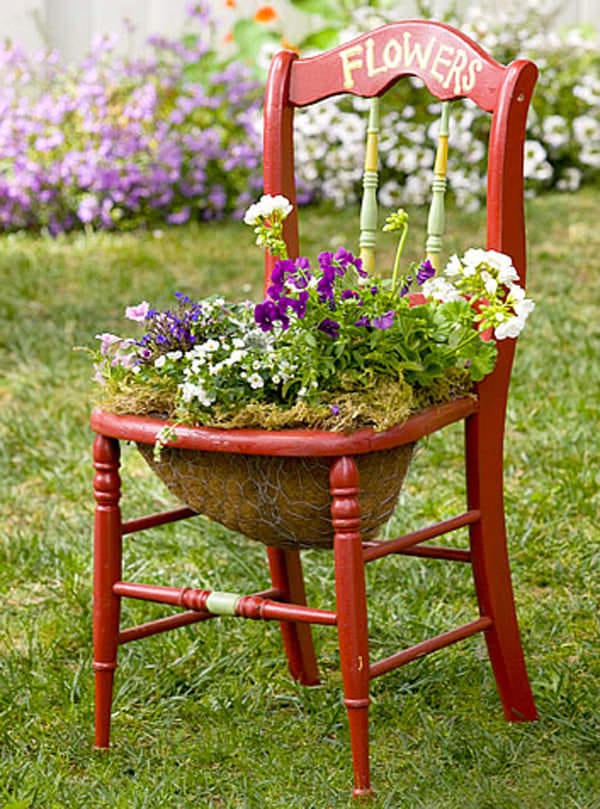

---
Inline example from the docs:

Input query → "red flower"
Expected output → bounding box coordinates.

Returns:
[466,296,493,341]
[468,295,490,314]
[408,293,428,307]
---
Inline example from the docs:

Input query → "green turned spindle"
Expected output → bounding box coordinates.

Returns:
[359,97,380,275]
[425,102,451,270]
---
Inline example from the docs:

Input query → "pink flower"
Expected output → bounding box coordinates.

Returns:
[125,301,150,322]
[95,332,121,355]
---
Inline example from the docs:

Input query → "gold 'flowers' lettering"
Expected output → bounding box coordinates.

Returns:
[339,32,484,94]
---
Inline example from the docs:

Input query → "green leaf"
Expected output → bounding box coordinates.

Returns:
[182,52,224,84]
[297,28,341,53]
[232,19,280,61]
[288,0,344,20]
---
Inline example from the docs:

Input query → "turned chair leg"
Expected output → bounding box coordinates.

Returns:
[267,546,320,685]
[92,435,123,747]
[331,457,372,798]
[466,416,538,722]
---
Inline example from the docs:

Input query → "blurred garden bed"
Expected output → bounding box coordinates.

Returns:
[0,0,599,234]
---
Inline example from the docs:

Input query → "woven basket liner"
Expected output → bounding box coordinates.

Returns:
[137,443,414,549]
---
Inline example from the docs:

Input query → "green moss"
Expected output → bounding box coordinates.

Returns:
[98,369,475,433]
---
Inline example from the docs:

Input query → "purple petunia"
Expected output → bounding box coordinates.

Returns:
[254,300,278,332]
[291,257,312,288]
[372,311,395,330]
[317,273,335,302]
[334,247,366,278]
[281,291,309,319]
[318,318,340,339]
[417,260,436,285]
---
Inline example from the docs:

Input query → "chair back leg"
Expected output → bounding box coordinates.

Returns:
[465,415,538,721]
[267,547,320,685]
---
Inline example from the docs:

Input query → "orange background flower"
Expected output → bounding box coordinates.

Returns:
[254,5,278,24]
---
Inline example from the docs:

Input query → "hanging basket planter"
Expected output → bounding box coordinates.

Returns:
[136,441,414,549]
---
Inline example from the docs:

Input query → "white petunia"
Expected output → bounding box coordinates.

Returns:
[523,140,548,179]
[580,146,600,169]
[573,115,600,145]
[247,373,264,390]
[542,115,570,149]
[556,167,582,192]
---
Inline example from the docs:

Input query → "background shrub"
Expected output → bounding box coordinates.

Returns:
[285,1,600,211]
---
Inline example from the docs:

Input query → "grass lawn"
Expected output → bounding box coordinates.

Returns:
[0,189,598,808]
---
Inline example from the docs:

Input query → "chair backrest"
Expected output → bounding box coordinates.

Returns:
[262,19,537,414]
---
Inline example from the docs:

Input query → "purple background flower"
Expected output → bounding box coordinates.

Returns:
[0,9,264,234]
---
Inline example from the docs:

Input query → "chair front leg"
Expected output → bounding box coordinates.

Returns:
[331,456,372,798]
[92,434,123,748]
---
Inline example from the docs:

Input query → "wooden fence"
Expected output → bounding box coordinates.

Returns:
[2,1,598,62]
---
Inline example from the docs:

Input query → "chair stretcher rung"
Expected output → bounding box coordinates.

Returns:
[392,545,471,562]
[119,609,216,644]
[112,581,337,626]
[122,506,197,535]
[362,510,480,563]
[369,616,493,679]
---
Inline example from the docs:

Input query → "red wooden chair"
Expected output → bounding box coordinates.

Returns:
[91,20,538,797]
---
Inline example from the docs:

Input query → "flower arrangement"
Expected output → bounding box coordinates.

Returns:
[94,195,534,434]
